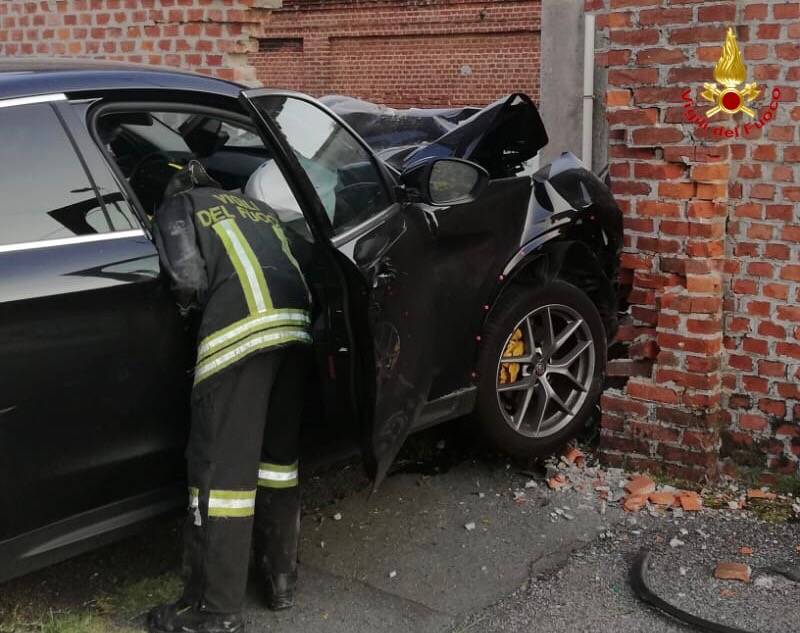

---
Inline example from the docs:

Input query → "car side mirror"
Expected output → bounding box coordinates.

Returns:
[399,158,489,207]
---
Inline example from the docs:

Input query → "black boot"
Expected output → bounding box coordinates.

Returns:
[147,599,244,633]
[253,486,300,610]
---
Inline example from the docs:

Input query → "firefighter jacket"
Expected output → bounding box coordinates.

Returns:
[154,163,312,389]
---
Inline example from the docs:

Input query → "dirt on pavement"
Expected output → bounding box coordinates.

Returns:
[1,423,797,633]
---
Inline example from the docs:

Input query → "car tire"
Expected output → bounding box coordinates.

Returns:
[472,280,607,458]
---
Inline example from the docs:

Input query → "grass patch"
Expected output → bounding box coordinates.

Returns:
[773,474,800,497]
[0,611,136,633]
[749,498,797,524]
[0,573,181,633]
[649,471,701,493]
[96,574,181,621]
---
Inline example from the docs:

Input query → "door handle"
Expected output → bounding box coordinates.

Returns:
[372,259,397,289]
[373,270,395,289]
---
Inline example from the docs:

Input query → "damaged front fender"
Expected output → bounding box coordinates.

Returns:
[497,239,619,341]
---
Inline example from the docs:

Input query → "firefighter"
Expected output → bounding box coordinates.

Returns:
[147,161,311,633]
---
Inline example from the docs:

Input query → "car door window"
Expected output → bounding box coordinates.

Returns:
[0,103,133,246]
[94,106,314,245]
[248,95,392,233]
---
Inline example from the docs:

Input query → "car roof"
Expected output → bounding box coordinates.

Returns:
[0,58,243,102]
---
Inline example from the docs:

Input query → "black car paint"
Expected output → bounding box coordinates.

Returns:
[0,61,623,582]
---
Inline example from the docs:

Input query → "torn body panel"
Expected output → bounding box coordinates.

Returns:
[324,93,548,179]
[325,93,622,398]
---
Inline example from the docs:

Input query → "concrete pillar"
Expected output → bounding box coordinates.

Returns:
[538,0,586,168]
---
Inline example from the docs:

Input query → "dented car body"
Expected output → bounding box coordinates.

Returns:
[0,60,622,582]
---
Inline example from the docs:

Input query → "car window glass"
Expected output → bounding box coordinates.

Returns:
[122,116,191,154]
[220,122,262,147]
[0,103,118,246]
[249,95,392,233]
[95,107,313,241]
[67,103,142,231]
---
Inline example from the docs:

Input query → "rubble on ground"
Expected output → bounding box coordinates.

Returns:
[714,562,752,583]
[538,444,798,521]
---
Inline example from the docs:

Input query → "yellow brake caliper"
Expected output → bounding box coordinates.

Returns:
[499,327,525,384]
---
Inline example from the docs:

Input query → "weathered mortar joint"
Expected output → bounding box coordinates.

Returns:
[587,0,798,481]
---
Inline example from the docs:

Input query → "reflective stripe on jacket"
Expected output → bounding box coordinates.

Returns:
[154,186,311,388]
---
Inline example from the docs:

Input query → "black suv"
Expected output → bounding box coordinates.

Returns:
[0,59,622,582]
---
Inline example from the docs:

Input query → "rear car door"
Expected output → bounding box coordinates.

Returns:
[241,91,438,484]
[0,96,190,566]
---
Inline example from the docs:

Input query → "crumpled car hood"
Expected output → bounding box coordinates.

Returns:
[321,93,549,180]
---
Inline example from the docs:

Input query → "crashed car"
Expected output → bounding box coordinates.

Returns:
[0,59,622,581]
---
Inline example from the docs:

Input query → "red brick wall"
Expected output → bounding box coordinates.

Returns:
[588,0,800,482]
[250,0,541,107]
[2,1,541,109]
[0,0,261,83]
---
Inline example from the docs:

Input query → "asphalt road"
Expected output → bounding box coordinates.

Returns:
[250,457,621,633]
[1,425,797,632]
[463,509,799,633]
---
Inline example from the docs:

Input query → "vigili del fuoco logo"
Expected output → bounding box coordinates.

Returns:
[682,27,781,138]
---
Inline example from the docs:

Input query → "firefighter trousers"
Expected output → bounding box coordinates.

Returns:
[182,346,310,613]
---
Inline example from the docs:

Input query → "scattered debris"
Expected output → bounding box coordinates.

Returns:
[747,488,777,501]
[388,570,397,579]
[754,575,774,589]
[562,446,585,467]
[464,522,476,531]
[547,473,568,490]
[679,566,688,576]
[669,537,685,548]
[632,550,755,633]
[648,491,676,507]
[714,562,751,583]
[524,479,538,489]
[625,476,656,497]
[739,546,753,556]
[540,442,789,527]
[333,512,342,521]
[624,494,648,513]
[677,491,703,512]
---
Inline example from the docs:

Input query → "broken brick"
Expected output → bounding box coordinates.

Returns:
[715,562,751,583]
[649,491,676,507]
[677,490,703,511]
[623,494,648,512]
[547,473,568,490]
[739,546,753,556]
[747,488,777,501]
[625,475,656,497]
[562,446,585,466]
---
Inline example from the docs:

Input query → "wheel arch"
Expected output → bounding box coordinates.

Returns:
[488,239,618,340]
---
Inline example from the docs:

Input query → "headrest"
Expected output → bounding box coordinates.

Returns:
[164,160,221,197]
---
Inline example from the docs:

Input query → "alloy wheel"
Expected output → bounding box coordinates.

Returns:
[495,303,595,438]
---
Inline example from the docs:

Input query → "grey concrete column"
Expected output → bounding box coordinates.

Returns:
[539,0,596,170]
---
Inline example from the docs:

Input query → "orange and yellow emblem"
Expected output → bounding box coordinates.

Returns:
[701,28,759,118]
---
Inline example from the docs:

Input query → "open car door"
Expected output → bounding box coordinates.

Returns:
[240,90,438,486]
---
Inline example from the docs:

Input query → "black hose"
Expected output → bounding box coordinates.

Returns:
[630,549,756,633]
